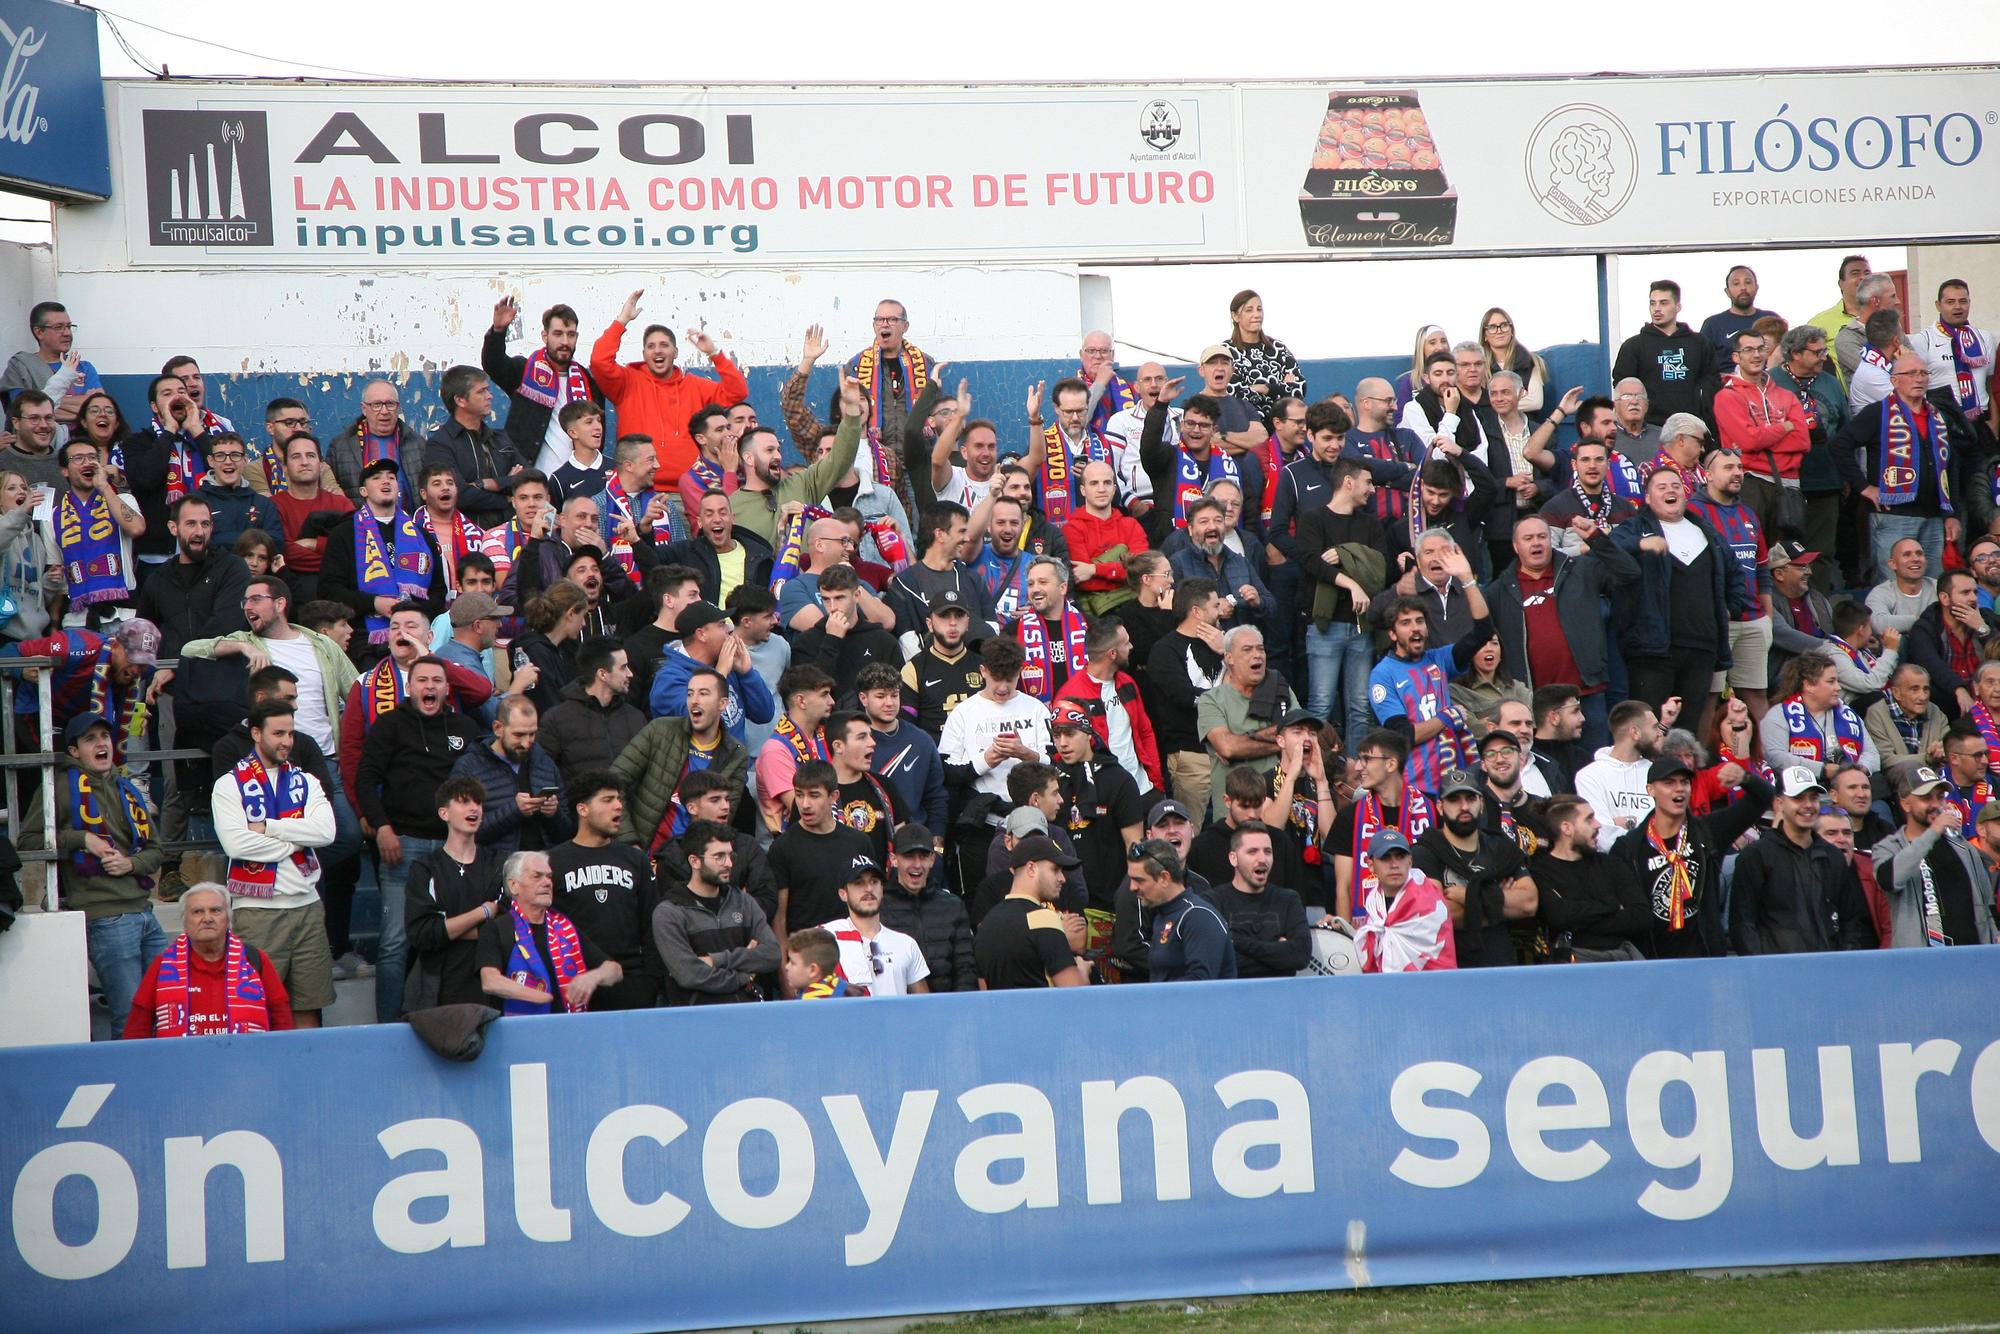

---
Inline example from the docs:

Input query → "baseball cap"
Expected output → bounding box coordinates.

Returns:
[1274,707,1319,732]
[1009,834,1081,870]
[841,853,884,885]
[926,587,971,616]
[109,618,161,667]
[1897,765,1950,798]
[1002,807,1049,839]
[1768,538,1820,570]
[1647,755,1696,783]
[1779,765,1826,798]
[1477,728,1523,752]
[1198,344,1233,365]
[1978,802,2000,826]
[1147,797,1193,827]
[359,456,401,481]
[1437,768,1483,799]
[891,823,935,854]
[1049,701,1094,734]
[677,601,729,638]
[62,714,113,747]
[1366,829,1412,859]
[449,590,514,627]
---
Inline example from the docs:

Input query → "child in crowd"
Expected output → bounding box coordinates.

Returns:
[784,927,851,999]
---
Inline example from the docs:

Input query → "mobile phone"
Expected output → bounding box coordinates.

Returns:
[535,785,558,798]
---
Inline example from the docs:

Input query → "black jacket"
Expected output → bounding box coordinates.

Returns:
[120,424,222,559]
[1730,829,1878,955]
[1607,775,1774,958]
[135,547,251,659]
[1206,883,1310,978]
[539,679,648,788]
[451,740,576,855]
[1530,849,1653,954]
[403,845,507,1010]
[1609,504,1747,665]
[355,704,483,838]
[482,326,606,459]
[423,417,520,525]
[1901,601,1995,720]
[879,881,978,992]
[1483,537,1638,691]
[656,531,775,605]
[650,879,778,1005]
[502,533,644,609]
[328,417,425,501]
[1612,321,1719,425]
[790,620,902,689]
[318,508,449,632]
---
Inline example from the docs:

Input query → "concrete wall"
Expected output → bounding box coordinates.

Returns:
[0,240,57,343]
[0,911,90,1048]
[1906,241,2000,328]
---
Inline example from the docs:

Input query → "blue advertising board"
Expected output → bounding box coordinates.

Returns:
[5,949,1997,1332]
[0,0,109,200]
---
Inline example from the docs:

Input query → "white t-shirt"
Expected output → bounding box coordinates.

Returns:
[938,691,1053,798]
[263,634,332,750]
[1915,322,1995,410]
[1847,354,1894,415]
[1659,517,1707,565]
[1095,672,1144,787]
[820,918,929,996]
[938,465,993,512]
[534,374,585,475]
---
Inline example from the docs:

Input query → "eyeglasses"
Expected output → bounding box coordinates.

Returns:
[208,451,246,462]
[241,594,274,606]
[1484,321,1513,332]
[271,416,310,429]
[1892,368,1927,378]
[36,322,75,333]
[1482,742,1520,755]
[362,400,400,410]
[1357,752,1392,765]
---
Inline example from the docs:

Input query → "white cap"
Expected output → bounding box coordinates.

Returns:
[1779,765,1825,799]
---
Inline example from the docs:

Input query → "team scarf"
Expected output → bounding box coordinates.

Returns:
[415,507,488,593]
[1643,449,1705,494]
[224,752,319,898]
[1826,634,1876,676]
[64,767,152,883]
[1254,439,1307,523]
[773,713,829,765]
[55,487,127,608]
[359,429,405,473]
[1172,446,1240,529]
[155,410,226,503]
[1779,694,1866,765]
[602,472,678,579]
[354,509,434,645]
[359,657,408,728]
[979,545,1032,625]
[149,933,269,1036]
[1570,479,1615,527]
[1945,774,1996,832]
[1876,394,1952,511]
[685,453,727,496]
[1352,787,1436,911]
[1286,774,1324,865]
[1605,447,1646,502]
[1940,321,1987,412]
[1647,818,1697,931]
[851,342,929,483]
[516,348,592,410]
[1358,869,1451,973]
[866,517,911,568]
[769,503,833,593]
[1715,742,1774,799]
[501,905,588,1014]
[1085,366,1136,438]
[1016,601,1089,702]
[1968,704,2000,777]
[1037,425,1113,525]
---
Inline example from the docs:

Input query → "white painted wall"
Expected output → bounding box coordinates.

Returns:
[0,910,91,1048]
[0,240,58,345]
[1907,242,2000,327]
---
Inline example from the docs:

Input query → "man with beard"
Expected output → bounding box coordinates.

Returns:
[1053,617,1161,794]
[1411,768,1537,967]
[650,600,775,744]
[819,853,930,997]
[1475,727,1550,857]
[1699,264,1779,372]
[1339,376,1425,527]
[335,601,496,803]
[1048,700,1145,935]
[650,769,778,923]
[1014,556,1089,704]
[1200,819,1309,983]
[319,457,449,653]
[1529,796,1652,962]
[452,695,571,856]
[1606,752,1774,958]
[401,776,506,1010]
[791,563,901,683]
[509,491,643,608]
[613,669,751,858]
[827,710,901,868]
[135,494,251,667]
[969,493,1037,626]
[546,770,660,1009]
[1576,699,1673,851]
[267,431,354,604]
[732,389,863,547]
[560,547,619,640]
[484,297,606,475]
[1169,495,1268,632]
[1539,436,1637,558]
[901,588,985,741]
[1685,448,1774,728]
[658,488,773,607]
[1871,764,1997,948]
[1108,798,1209,982]
[1368,573,1492,796]
[1530,685,1588,792]
[1139,392,1243,547]
[652,817,778,1005]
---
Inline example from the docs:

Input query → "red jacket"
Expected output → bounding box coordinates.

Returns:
[1054,667,1163,791]
[272,489,356,575]
[589,321,749,489]
[339,665,496,811]
[123,940,294,1036]
[1715,374,1810,481]
[1063,508,1151,592]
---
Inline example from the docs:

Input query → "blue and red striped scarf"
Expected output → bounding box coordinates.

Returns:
[769,503,832,594]
[225,753,319,897]
[1086,367,1136,438]
[1352,787,1435,922]
[516,349,592,410]
[1968,704,2000,778]
[502,906,587,1014]
[1876,395,1951,511]
[354,510,433,645]
[150,933,270,1036]
[1173,446,1239,529]
[1939,322,1987,413]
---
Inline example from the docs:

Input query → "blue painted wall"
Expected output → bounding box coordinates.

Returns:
[100,343,1607,466]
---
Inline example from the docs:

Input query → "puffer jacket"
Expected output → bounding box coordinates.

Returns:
[539,679,647,788]
[450,740,576,855]
[610,716,750,848]
[878,881,977,992]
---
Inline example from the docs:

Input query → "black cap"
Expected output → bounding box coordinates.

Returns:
[1437,768,1483,799]
[359,456,401,480]
[1274,708,1320,731]
[1009,834,1081,870]
[927,587,971,615]
[891,823,935,854]
[1477,728,1523,752]
[840,853,884,885]
[677,601,729,637]
[1647,755,1696,783]
[62,713,113,747]
[1147,797,1193,827]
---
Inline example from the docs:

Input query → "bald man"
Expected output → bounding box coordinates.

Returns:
[777,516,896,632]
[1107,361,1181,518]
[1341,375,1426,527]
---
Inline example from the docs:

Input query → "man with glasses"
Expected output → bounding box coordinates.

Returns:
[776,514,894,633]
[1128,838,1237,982]
[1340,377,1424,527]
[1837,350,1957,576]
[1967,539,2000,612]
[842,300,927,500]
[333,379,425,503]
[1938,719,1996,831]
[3,302,99,425]
[1609,378,1662,456]
[194,433,280,550]
[1328,729,1434,924]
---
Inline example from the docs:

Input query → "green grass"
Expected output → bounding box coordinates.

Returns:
[903,1258,2000,1333]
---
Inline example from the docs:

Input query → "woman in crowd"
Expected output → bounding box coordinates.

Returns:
[72,390,132,480]
[0,469,55,648]
[1223,290,1304,420]
[1395,324,1450,409]
[510,577,587,715]
[1451,632,1530,734]
[1479,307,1549,416]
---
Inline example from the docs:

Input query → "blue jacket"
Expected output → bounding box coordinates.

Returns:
[648,641,775,741]
[870,718,948,835]
[196,478,281,552]
[1142,889,1238,981]
[1267,454,1335,562]
[449,739,576,855]
[1167,540,1271,630]
[1609,507,1747,666]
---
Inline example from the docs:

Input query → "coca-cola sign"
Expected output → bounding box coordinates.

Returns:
[0,0,108,201]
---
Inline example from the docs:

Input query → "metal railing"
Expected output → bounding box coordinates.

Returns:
[0,655,217,912]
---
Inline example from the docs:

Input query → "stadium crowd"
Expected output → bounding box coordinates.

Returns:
[0,259,1994,1038]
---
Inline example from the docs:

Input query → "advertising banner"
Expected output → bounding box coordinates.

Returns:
[7,949,1998,1332]
[0,0,110,200]
[96,67,1999,269]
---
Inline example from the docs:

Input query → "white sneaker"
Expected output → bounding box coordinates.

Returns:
[332,951,375,980]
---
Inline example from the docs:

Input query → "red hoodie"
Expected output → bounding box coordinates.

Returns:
[1715,373,1810,481]
[589,320,749,489]
[1064,508,1152,592]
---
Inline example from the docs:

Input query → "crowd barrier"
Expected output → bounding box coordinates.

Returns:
[6,949,1996,1332]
